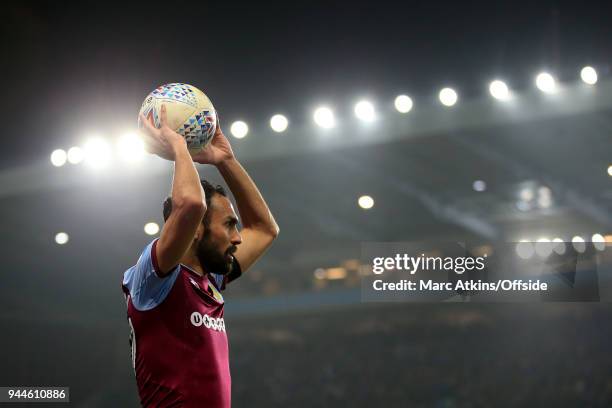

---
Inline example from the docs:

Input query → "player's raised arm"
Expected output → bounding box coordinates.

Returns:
[140,104,206,276]
[217,158,279,272]
[192,117,279,273]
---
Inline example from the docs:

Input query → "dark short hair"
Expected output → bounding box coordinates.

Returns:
[163,180,227,226]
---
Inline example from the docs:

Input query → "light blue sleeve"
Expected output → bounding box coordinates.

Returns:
[122,239,181,311]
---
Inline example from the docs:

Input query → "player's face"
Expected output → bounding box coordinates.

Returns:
[196,195,242,275]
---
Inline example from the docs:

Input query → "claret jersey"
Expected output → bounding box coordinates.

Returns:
[121,239,241,407]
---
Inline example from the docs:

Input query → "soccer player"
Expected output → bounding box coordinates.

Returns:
[121,105,279,407]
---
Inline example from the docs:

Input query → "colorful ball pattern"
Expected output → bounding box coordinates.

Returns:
[139,83,217,154]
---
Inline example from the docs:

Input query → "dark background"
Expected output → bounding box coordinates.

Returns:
[1,1,612,406]
[3,1,611,168]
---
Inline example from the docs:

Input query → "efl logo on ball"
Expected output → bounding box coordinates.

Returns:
[139,83,217,155]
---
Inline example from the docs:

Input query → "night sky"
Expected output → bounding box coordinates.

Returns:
[1,1,611,169]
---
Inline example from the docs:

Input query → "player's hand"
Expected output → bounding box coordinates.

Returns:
[192,114,235,165]
[139,104,186,161]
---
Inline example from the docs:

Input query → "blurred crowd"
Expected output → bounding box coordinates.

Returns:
[230,303,612,407]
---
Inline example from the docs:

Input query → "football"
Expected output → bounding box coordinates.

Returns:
[138,83,217,155]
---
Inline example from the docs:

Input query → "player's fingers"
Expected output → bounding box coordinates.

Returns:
[139,114,157,135]
[140,115,169,149]
[160,104,168,127]
[215,111,222,134]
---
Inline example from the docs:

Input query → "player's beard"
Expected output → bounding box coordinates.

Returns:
[196,230,236,275]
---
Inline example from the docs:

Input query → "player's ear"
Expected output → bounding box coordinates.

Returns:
[194,223,205,241]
